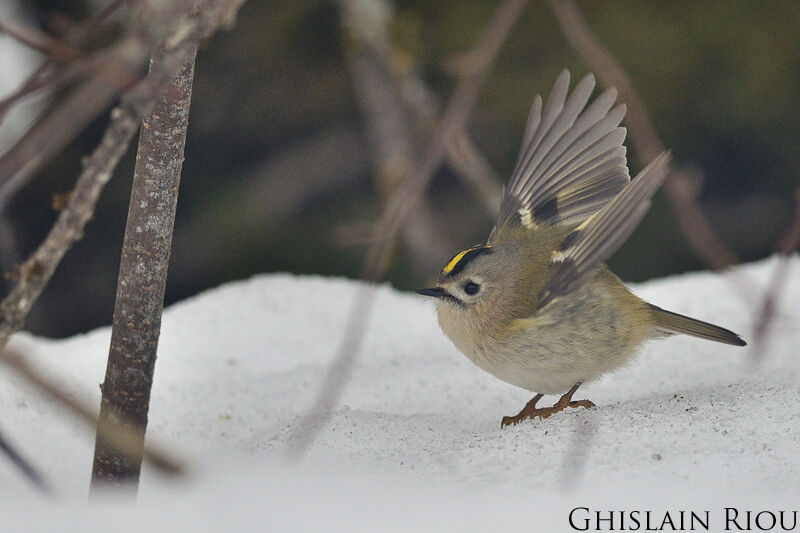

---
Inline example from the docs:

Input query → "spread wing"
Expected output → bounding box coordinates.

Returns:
[490,70,630,242]
[536,151,672,311]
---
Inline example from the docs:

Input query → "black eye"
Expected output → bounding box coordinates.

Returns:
[463,281,480,295]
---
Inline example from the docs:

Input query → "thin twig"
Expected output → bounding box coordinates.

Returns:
[0,19,79,60]
[0,347,183,476]
[336,0,499,276]
[0,47,120,128]
[447,131,503,215]
[338,0,451,275]
[0,0,129,126]
[0,42,146,212]
[364,0,529,282]
[0,423,51,495]
[337,0,503,222]
[286,0,532,459]
[546,0,739,271]
[0,0,243,208]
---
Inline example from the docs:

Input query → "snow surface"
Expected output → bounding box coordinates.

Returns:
[1,256,799,531]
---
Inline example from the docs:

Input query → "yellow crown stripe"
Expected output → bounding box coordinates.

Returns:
[442,246,490,275]
[442,249,471,274]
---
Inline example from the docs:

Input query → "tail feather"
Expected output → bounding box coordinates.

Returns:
[648,304,746,346]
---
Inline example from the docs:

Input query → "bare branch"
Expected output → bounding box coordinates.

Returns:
[0,80,143,349]
[0,47,119,129]
[0,0,247,491]
[286,0,532,459]
[0,0,248,353]
[546,0,739,271]
[91,44,196,490]
[0,347,183,476]
[364,0,529,282]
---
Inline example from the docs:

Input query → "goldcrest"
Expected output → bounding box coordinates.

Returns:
[417,70,745,427]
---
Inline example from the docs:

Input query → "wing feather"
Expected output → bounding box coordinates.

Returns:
[536,151,673,311]
[517,98,624,205]
[492,70,630,240]
[511,73,596,198]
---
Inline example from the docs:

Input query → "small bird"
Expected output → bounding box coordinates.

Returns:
[416,70,746,427]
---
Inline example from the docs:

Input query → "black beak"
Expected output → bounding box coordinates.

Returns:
[416,287,447,298]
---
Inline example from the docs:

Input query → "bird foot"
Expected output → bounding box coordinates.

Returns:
[501,385,595,428]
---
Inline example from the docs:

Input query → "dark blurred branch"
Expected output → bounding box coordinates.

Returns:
[777,185,800,254]
[364,0,529,281]
[0,19,78,59]
[338,0,502,225]
[749,184,800,362]
[546,0,739,271]
[0,423,51,495]
[447,131,503,215]
[287,0,531,459]
[397,52,504,218]
[55,0,129,46]
[0,347,183,476]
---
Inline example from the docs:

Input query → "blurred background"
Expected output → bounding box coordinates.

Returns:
[1,0,798,337]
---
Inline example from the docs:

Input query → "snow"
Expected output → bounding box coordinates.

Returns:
[1,256,799,530]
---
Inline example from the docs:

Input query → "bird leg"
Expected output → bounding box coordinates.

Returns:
[501,382,595,428]
[500,393,543,428]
